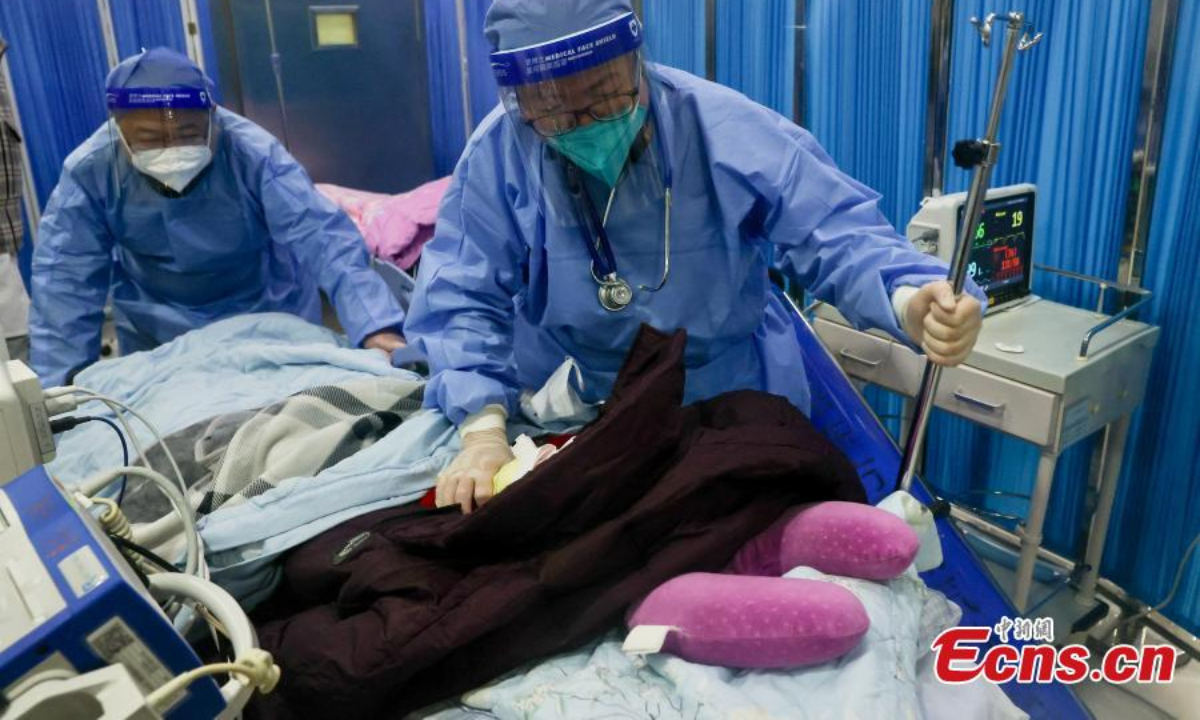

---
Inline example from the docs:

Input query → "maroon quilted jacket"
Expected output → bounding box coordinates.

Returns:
[251,326,865,718]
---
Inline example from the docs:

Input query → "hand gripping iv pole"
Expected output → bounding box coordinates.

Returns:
[896,11,1043,494]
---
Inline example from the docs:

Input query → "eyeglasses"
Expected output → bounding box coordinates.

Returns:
[115,109,212,151]
[526,87,640,138]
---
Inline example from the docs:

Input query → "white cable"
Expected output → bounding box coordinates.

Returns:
[81,466,199,576]
[147,573,257,662]
[1122,532,1200,627]
[46,386,159,493]
[132,512,185,549]
[146,573,280,709]
[71,388,188,497]
[145,651,279,712]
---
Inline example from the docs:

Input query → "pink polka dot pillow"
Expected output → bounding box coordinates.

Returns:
[626,573,868,669]
[729,501,919,581]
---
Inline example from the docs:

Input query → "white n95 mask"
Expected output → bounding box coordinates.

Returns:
[520,357,598,429]
[130,145,213,193]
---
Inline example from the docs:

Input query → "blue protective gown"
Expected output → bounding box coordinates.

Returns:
[406,65,979,424]
[30,108,404,386]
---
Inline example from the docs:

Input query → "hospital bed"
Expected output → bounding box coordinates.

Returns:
[6,257,1087,718]
[369,257,1091,718]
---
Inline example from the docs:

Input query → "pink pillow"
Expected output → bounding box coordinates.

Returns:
[627,573,868,669]
[729,501,919,581]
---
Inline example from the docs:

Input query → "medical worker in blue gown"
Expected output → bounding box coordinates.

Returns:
[30,48,406,386]
[406,0,985,513]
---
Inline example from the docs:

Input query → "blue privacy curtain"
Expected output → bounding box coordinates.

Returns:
[422,0,467,176]
[806,0,931,440]
[422,0,495,176]
[1,0,203,282]
[641,1,706,76]
[0,1,108,209]
[715,0,795,116]
[1105,0,1200,632]
[925,0,1150,561]
[108,0,187,59]
[0,0,110,282]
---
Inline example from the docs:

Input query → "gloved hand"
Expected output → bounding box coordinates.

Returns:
[436,427,514,514]
[363,330,406,360]
[903,280,983,366]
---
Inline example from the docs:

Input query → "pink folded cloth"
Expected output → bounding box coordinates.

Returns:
[317,176,452,270]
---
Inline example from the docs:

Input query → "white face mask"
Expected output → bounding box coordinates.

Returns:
[129,145,213,193]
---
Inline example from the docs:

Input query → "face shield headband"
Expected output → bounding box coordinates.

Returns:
[489,12,644,89]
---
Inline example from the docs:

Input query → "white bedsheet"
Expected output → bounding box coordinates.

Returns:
[427,568,1027,720]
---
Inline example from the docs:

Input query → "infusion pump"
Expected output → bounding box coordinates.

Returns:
[906,183,1036,312]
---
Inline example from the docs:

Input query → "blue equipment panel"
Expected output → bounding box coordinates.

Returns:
[0,467,223,718]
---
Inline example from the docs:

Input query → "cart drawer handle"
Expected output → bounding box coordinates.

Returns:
[839,349,883,367]
[953,388,1006,412]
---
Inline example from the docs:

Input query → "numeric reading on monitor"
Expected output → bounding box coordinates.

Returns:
[959,191,1036,308]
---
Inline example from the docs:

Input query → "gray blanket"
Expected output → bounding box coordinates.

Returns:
[125,377,424,522]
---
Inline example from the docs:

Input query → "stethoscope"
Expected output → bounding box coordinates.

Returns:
[564,102,673,312]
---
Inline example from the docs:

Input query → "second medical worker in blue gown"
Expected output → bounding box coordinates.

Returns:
[30,48,406,386]
[406,0,986,513]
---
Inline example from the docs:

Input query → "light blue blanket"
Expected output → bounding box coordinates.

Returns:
[50,313,459,604]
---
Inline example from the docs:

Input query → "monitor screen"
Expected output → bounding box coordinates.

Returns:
[958,190,1035,309]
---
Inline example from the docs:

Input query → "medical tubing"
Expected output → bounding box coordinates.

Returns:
[132,511,185,549]
[54,389,155,488]
[87,391,187,494]
[81,466,199,576]
[92,497,162,577]
[146,573,280,707]
[50,415,131,502]
[1122,532,1200,627]
[146,653,279,712]
[72,388,189,497]
[108,532,179,574]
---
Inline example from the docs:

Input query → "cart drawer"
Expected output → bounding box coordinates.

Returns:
[813,317,924,396]
[935,365,1060,446]
[813,316,1060,446]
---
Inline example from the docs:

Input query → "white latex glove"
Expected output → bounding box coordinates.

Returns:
[902,280,983,366]
[436,427,514,514]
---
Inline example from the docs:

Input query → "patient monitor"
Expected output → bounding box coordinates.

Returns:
[907,183,1036,312]
[0,344,55,486]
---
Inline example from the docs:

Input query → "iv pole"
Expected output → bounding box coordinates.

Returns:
[897,11,1042,494]
[262,0,292,150]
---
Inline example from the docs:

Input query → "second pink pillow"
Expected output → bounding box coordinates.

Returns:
[730,501,919,581]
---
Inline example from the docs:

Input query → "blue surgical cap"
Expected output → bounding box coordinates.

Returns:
[484,0,635,51]
[105,47,214,96]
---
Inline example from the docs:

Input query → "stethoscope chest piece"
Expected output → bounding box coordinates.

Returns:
[598,275,634,311]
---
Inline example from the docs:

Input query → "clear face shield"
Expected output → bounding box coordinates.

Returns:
[105,86,215,193]
[492,12,666,222]
[492,13,674,311]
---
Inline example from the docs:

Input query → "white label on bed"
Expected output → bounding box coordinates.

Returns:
[87,618,174,697]
[622,625,672,655]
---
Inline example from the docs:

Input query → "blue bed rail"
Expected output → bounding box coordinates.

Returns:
[788,294,1090,719]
